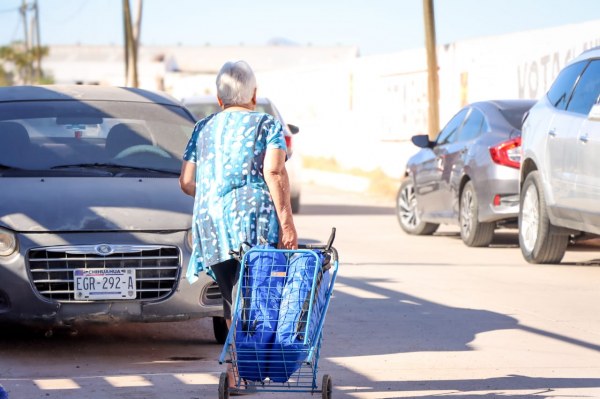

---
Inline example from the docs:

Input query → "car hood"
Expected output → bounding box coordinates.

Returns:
[0,177,194,232]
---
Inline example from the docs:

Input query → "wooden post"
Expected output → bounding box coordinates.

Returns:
[423,0,440,141]
[33,0,42,82]
[20,0,30,83]
[122,0,139,87]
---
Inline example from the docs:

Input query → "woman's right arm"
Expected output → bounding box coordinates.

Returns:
[263,148,298,249]
[179,160,196,197]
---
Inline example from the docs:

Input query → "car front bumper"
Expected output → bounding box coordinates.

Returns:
[0,230,222,327]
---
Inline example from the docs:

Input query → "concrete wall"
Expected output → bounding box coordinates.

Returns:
[168,19,600,180]
[42,20,600,181]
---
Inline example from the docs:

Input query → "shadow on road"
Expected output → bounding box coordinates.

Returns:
[299,203,394,216]
[324,275,519,356]
[436,229,520,248]
[326,274,600,356]
[354,375,600,398]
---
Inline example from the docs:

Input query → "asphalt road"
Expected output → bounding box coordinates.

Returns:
[1,183,599,399]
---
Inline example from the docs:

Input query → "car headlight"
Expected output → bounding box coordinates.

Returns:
[185,228,194,252]
[0,227,17,256]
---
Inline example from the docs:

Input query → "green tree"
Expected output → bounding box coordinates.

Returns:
[0,41,51,85]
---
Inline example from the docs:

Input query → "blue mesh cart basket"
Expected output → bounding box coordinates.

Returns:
[218,229,338,399]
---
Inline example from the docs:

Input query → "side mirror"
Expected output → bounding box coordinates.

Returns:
[287,124,299,134]
[588,103,600,122]
[411,134,433,149]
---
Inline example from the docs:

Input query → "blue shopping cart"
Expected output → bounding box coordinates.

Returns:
[218,229,339,399]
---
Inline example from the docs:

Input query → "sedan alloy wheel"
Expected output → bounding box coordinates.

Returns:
[459,181,494,247]
[396,178,439,235]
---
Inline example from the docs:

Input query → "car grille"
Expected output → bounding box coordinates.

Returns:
[27,245,181,302]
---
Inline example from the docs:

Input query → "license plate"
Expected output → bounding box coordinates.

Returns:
[74,268,136,300]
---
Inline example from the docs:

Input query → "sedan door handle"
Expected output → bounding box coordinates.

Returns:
[579,133,589,143]
[548,128,556,137]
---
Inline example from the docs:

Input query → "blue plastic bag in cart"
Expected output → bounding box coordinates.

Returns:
[270,250,331,382]
[234,245,287,381]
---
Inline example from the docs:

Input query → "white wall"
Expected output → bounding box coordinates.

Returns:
[164,19,600,180]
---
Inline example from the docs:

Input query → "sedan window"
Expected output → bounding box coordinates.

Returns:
[436,109,468,145]
[546,61,587,110]
[458,109,485,142]
[566,59,600,115]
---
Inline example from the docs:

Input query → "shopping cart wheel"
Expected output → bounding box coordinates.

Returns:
[218,372,229,399]
[322,374,332,399]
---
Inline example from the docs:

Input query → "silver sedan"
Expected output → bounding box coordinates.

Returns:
[396,100,535,247]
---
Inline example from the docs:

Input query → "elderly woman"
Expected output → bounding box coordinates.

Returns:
[179,60,298,328]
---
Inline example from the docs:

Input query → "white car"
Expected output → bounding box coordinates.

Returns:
[519,47,600,263]
[182,96,302,213]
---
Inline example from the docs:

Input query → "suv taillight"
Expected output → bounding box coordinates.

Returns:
[489,137,521,169]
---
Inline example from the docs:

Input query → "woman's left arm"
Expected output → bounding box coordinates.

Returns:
[179,160,196,197]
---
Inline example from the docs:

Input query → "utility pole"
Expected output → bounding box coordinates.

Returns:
[423,0,440,141]
[20,0,30,83]
[122,0,141,87]
[32,0,42,81]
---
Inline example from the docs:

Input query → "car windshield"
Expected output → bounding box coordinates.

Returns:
[0,100,194,175]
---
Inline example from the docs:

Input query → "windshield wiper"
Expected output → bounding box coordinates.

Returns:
[50,163,179,175]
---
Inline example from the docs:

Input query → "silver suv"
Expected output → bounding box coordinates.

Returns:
[519,47,600,263]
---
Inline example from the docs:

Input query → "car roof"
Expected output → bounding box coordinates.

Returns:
[569,46,600,64]
[0,85,182,106]
[472,99,537,111]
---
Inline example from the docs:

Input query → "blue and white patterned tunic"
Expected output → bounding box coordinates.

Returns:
[183,111,287,283]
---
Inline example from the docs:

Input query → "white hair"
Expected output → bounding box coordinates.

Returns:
[216,61,257,106]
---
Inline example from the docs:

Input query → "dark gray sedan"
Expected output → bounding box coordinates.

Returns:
[396,100,535,247]
[0,85,225,340]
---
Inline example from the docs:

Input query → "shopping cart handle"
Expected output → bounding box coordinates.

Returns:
[326,227,336,251]
[298,227,336,251]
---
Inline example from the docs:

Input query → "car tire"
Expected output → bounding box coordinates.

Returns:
[396,178,439,235]
[459,181,495,247]
[213,316,229,345]
[519,171,568,264]
[291,194,301,214]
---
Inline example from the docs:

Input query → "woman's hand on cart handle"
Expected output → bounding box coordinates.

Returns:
[278,224,298,250]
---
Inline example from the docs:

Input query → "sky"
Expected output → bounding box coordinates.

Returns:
[1,0,600,55]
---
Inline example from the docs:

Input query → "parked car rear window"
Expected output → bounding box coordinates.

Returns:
[566,59,600,115]
[546,61,587,110]
[500,105,533,130]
